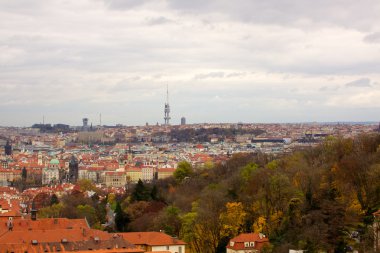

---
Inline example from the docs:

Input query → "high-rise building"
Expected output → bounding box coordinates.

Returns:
[68,155,79,183]
[181,117,186,125]
[164,85,171,125]
[83,118,88,128]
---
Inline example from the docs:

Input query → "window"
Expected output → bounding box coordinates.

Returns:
[179,246,182,253]
[250,242,255,247]
[244,242,249,247]
[166,246,169,250]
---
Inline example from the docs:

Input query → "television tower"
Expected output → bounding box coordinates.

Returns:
[164,85,171,125]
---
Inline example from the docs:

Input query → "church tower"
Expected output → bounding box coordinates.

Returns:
[68,155,79,183]
[37,151,43,165]
[4,140,12,156]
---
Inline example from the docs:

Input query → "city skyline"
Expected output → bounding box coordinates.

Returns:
[1,0,380,126]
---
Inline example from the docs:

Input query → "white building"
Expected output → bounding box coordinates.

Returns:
[42,167,59,185]
[78,169,98,182]
[121,232,186,253]
[141,166,155,182]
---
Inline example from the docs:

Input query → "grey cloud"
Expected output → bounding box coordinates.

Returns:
[101,0,149,9]
[145,16,173,26]
[194,72,225,79]
[363,32,380,43]
[226,72,246,78]
[319,85,340,92]
[345,78,371,88]
[166,0,380,31]
[1,0,380,126]
[111,78,164,93]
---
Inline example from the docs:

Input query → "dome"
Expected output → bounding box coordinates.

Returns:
[49,158,60,165]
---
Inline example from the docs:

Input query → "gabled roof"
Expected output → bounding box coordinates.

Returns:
[120,232,186,246]
[226,233,269,251]
[230,233,268,243]
[0,218,142,253]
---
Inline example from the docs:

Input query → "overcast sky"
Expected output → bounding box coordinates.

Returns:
[1,0,380,126]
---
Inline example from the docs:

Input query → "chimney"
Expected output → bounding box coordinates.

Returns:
[7,217,13,231]
[31,202,37,221]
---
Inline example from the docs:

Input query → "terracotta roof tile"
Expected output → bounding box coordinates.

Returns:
[120,232,186,246]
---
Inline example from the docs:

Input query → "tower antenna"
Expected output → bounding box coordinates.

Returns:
[164,84,171,125]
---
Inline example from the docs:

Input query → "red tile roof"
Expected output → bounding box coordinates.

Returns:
[226,233,269,251]
[120,232,186,246]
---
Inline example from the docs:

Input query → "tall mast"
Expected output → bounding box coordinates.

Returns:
[164,84,171,125]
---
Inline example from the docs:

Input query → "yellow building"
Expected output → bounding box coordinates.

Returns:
[157,168,175,180]
[0,170,20,185]
[126,167,142,183]
[104,171,127,187]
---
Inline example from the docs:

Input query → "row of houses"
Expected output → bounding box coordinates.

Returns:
[41,166,175,187]
[0,156,176,187]
[0,213,274,253]
[0,216,186,253]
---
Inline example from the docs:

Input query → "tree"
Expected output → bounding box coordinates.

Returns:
[151,185,159,200]
[22,167,27,181]
[50,194,59,206]
[115,202,130,232]
[219,202,247,238]
[154,205,182,237]
[240,163,258,183]
[131,179,151,202]
[38,203,63,218]
[180,202,202,253]
[77,179,98,192]
[190,185,227,253]
[76,204,97,227]
[173,161,193,182]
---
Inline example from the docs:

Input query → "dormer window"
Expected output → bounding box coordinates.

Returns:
[230,241,235,247]
[250,242,255,247]
[244,242,249,247]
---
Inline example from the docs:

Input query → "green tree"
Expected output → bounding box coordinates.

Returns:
[22,167,27,180]
[115,202,130,232]
[76,204,97,226]
[38,203,64,218]
[240,162,258,182]
[50,194,59,206]
[151,185,159,200]
[131,179,151,202]
[154,205,182,237]
[173,161,193,182]
[180,202,202,253]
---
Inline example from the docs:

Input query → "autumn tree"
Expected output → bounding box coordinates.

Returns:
[154,205,182,237]
[173,161,193,182]
[219,202,247,238]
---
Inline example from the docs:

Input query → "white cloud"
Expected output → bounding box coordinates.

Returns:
[0,0,380,126]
